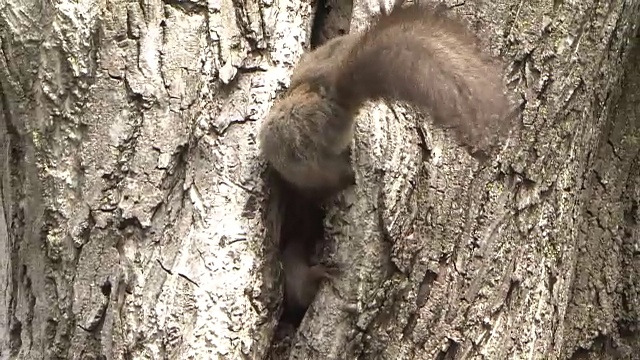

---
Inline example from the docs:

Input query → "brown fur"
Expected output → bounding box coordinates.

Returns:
[290,34,361,89]
[282,239,336,312]
[259,2,512,195]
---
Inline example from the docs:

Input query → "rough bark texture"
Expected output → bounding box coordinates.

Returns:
[562,31,640,360]
[0,0,310,358]
[0,0,639,360]
[288,0,640,359]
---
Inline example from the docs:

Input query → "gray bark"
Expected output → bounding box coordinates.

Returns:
[0,0,301,358]
[291,0,640,359]
[0,0,638,360]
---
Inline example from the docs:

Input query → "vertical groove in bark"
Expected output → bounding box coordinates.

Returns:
[0,63,28,358]
[0,0,86,356]
[562,28,640,359]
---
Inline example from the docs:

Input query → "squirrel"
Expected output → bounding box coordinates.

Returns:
[258,1,513,197]
[267,176,337,318]
[282,238,336,319]
[264,1,515,316]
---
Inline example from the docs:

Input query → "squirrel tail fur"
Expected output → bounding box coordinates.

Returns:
[335,3,512,157]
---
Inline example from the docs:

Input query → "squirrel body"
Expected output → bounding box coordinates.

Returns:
[289,33,361,90]
[282,239,335,315]
[259,2,512,196]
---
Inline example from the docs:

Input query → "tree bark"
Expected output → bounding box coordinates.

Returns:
[0,0,304,358]
[287,0,640,359]
[0,0,639,360]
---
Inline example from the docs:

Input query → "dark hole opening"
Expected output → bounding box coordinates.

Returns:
[264,0,354,355]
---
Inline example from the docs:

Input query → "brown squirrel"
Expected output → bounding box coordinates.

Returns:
[268,177,336,317]
[259,2,513,197]
[282,238,336,317]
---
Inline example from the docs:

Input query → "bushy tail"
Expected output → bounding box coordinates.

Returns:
[335,2,513,156]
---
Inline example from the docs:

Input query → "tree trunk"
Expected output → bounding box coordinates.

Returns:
[0,0,638,360]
